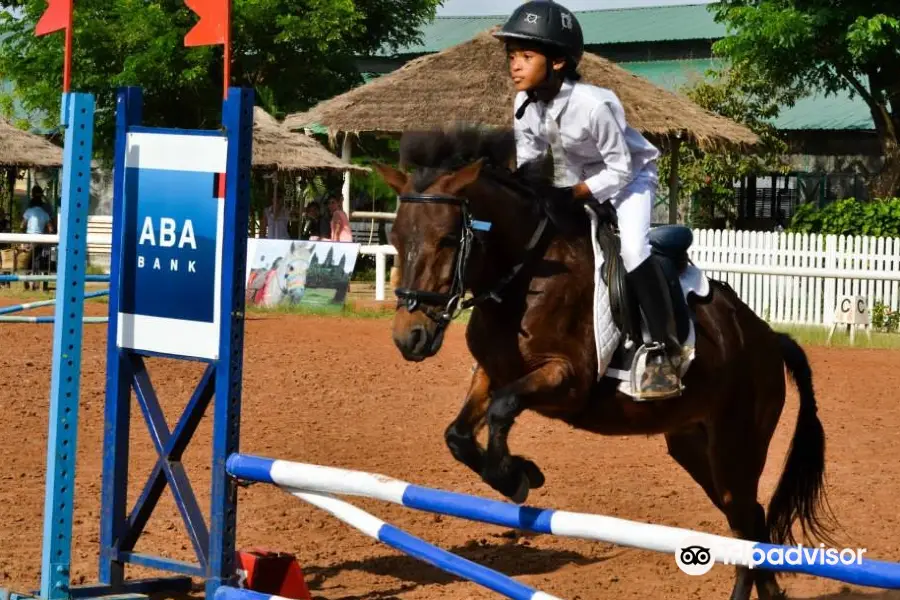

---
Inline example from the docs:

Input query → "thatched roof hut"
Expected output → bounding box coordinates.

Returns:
[284,29,758,152]
[253,107,368,174]
[0,118,62,168]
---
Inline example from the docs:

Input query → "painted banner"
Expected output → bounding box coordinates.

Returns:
[117,130,227,360]
[245,238,360,309]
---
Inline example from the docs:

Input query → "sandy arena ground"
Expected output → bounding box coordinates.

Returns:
[1,300,899,600]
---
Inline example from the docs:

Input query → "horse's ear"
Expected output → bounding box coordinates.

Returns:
[373,163,408,194]
[445,158,484,194]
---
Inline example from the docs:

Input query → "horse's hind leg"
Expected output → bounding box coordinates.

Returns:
[445,366,491,476]
[708,418,786,600]
[666,426,755,600]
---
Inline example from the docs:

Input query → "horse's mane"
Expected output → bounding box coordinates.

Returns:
[398,126,588,234]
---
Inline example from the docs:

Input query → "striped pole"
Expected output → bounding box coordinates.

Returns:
[0,289,109,316]
[227,454,900,590]
[216,490,560,600]
[0,316,108,324]
[0,274,109,283]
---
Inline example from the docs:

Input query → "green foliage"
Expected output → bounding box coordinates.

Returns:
[658,66,788,227]
[0,0,440,161]
[348,135,401,212]
[872,301,900,333]
[710,1,900,197]
[788,197,900,237]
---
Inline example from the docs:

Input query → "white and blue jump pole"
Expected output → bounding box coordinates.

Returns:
[0,274,109,283]
[0,290,109,316]
[0,316,108,324]
[227,454,900,596]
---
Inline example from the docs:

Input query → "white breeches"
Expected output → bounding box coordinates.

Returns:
[609,166,658,272]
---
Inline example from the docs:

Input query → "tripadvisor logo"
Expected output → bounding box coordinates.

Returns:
[675,536,868,576]
[675,537,714,576]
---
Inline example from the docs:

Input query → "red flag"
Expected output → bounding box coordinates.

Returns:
[35,0,71,36]
[184,0,228,46]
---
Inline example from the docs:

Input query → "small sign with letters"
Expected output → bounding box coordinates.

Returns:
[827,294,871,345]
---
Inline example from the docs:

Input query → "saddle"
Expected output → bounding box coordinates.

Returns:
[585,202,711,398]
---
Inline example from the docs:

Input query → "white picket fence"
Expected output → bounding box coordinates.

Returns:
[688,230,900,326]
[362,229,900,327]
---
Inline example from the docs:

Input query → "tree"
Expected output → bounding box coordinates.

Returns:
[710,1,900,198]
[0,0,440,160]
[658,65,789,227]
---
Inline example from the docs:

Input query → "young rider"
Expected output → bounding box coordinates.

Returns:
[493,0,683,399]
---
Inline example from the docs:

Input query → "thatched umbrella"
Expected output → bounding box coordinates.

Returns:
[283,29,759,152]
[283,29,758,223]
[0,118,62,168]
[251,107,370,238]
[0,118,62,231]
[252,106,368,174]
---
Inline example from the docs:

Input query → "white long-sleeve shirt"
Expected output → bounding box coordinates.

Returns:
[513,80,660,202]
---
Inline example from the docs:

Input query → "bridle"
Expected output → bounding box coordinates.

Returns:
[394,191,548,329]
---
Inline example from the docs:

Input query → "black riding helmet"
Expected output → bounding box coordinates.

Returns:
[493,0,584,67]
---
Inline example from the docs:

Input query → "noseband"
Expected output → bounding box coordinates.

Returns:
[394,191,548,329]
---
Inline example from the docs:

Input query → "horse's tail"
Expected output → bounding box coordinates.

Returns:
[766,332,839,547]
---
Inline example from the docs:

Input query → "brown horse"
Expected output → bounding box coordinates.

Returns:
[374,127,837,600]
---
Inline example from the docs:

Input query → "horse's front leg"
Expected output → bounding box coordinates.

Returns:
[483,359,572,504]
[444,365,491,476]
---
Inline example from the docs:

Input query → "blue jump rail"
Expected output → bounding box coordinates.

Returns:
[0,289,109,316]
[227,454,900,591]
[0,274,109,283]
[0,316,108,324]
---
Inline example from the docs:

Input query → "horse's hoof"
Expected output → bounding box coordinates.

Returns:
[510,473,530,505]
[518,458,545,489]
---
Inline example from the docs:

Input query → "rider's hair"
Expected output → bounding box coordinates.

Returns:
[543,45,581,82]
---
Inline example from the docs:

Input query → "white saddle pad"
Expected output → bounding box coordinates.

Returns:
[584,207,710,400]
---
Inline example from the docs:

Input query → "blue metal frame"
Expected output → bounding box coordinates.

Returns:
[89,85,254,600]
[205,87,254,599]
[40,91,95,600]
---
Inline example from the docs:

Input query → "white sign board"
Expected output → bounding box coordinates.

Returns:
[833,295,870,326]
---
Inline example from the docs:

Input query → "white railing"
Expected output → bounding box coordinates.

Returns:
[0,216,113,272]
[361,230,900,325]
[689,230,900,325]
[9,221,898,326]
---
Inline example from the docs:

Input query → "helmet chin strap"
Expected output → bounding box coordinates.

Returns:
[515,63,563,121]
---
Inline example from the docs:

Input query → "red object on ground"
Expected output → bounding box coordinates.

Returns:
[235,548,311,600]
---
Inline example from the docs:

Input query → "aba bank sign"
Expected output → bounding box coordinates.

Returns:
[117,131,228,361]
[137,217,200,271]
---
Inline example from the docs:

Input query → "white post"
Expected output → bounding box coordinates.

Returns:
[375,250,386,302]
[824,234,837,326]
[342,134,352,216]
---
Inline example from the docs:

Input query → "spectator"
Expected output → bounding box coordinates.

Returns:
[263,196,290,240]
[328,195,352,242]
[301,202,324,240]
[22,187,52,234]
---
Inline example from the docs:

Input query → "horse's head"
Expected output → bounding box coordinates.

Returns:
[375,159,485,361]
[278,241,314,302]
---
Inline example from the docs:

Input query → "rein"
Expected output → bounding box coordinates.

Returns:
[394,191,548,329]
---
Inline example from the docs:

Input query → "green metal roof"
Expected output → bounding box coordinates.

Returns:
[620,58,874,131]
[392,4,725,56]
